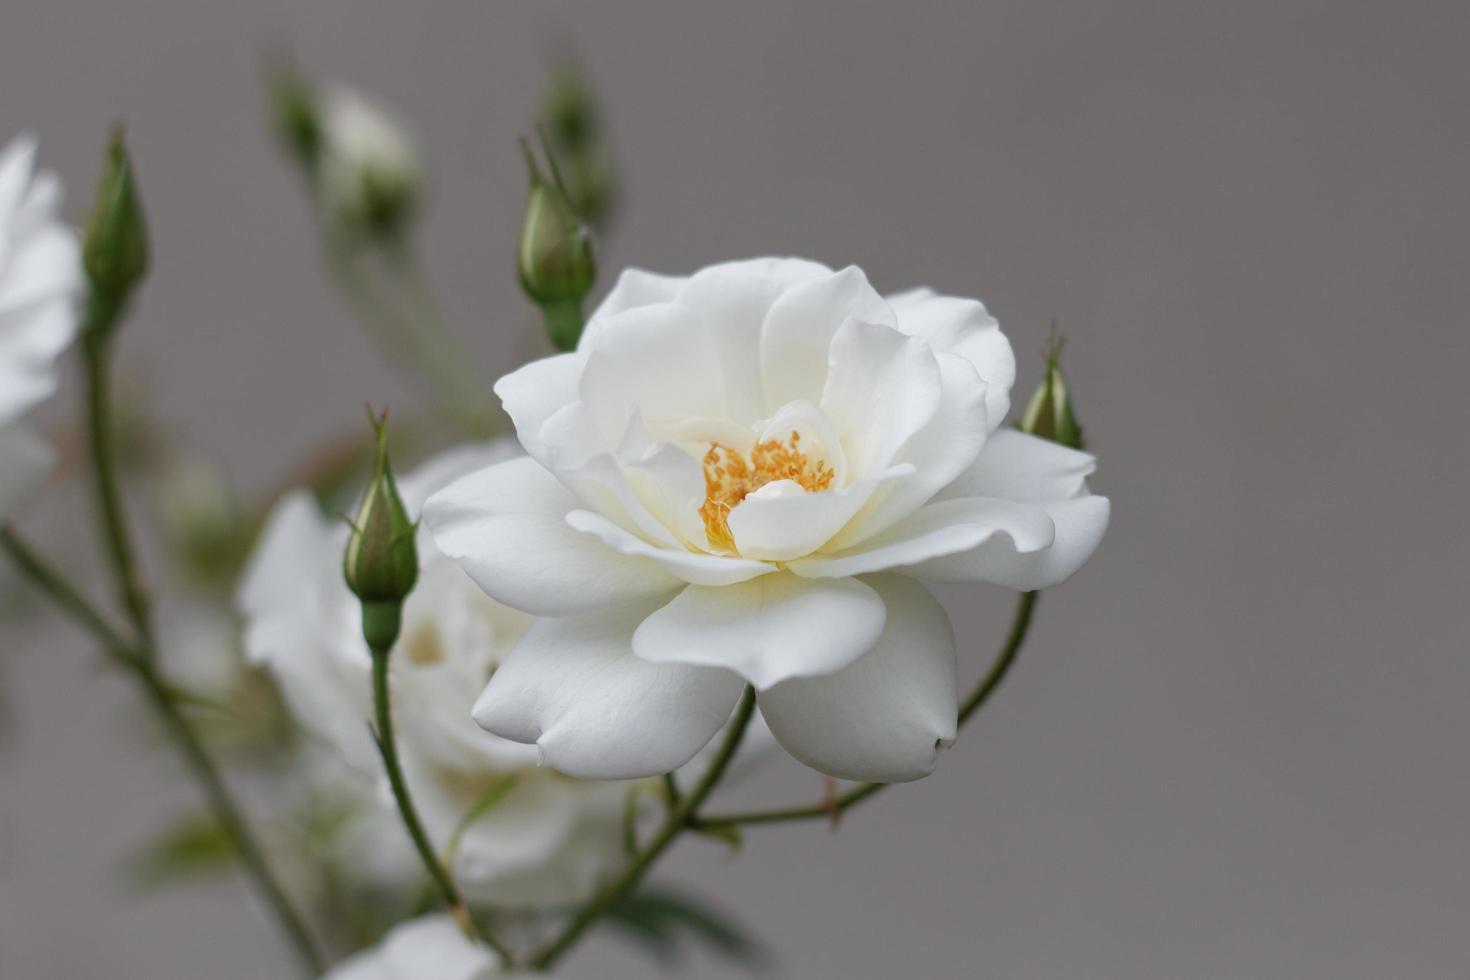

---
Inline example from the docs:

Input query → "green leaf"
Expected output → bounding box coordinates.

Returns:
[126,814,238,889]
[604,885,769,971]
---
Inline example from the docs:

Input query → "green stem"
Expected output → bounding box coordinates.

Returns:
[82,322,152,648]
[0,532,325,975]
[694,592,1040,831]
[68,306,325,975]
[368,644,513,964]
[133,659,325,973]
[326,242,494,438]
[532,687,758,970]
[0,527,142,664]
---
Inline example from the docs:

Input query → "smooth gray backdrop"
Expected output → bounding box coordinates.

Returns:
[2,1,1467,977]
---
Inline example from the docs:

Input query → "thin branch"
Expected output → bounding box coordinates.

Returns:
[532,686,759,970]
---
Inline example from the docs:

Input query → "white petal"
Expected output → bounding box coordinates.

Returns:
[320,948,394,980]
[0,225,82,313]
[10,169,63,245]
[820,319,941,478]
[539,405,687,549]
[423,457,683,616]
[910,428,1111,589]
[725,466,909,562]
[758,574,957,782]
[0,135,38,226]
[381,915,498,978]
[887,287,1015,429]
[631,573,886,689]
[492,353,581,462]
[581,266,686,344]
[0,422,54,520]
[904,495,1110,589]
[0,300,74,423]
[235,490,336,636]
[826,350,990,549]
[759,265,894,411]
[473,602,745,779]
[788,496,1056,579]
[675,257,831,422]
[579,302,726,432]
[935,427,1096,503]
[395,438,522,516]
[565,509,773,587]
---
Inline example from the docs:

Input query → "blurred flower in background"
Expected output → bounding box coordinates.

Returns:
[239,440,636,910]
[320,914,548,980]
[315,85,421,242]
[0,134,82,519]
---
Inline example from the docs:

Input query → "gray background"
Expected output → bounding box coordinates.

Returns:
[2,1,1468,977]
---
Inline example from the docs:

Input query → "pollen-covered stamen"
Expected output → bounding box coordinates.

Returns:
[700,431,835,553]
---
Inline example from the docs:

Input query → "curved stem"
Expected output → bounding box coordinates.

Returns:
[134,659,324,974]
[68,312,325,975]
[368,645,513,964]
[694,592,1039,830]
[532,686,758,970]
[326,242,495,438]
[0,527,142,665]
[83,326,153,648]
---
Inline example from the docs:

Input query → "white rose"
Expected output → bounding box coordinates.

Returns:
[424,258,1110,784]
[238,441,631,908]
[0,134,81,518]
[321,915,545,980]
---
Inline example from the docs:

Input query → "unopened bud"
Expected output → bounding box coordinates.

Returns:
[1019,337,1085,449]
[542,70,616,228]
[270,69,322,168]
[83,130,149,313]
[317,85,420,241]
[517,138,596,351]
[344,410,418,648]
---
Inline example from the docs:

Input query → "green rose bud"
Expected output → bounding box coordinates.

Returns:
[517,138,596,351]
[270,69,322,169]
[542,69,616,229]
[83,130,150,317]
[1019,336,1085,450]
[344,410,418,649]
[545,70,597,155]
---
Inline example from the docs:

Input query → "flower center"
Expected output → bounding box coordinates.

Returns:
[700,432,834,553]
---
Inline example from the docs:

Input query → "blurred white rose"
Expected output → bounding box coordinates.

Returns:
[316,85,420,236]
[425,258,1110,784]
[0,134,82,519]
[238,441,633,908]
[321,914,546,980]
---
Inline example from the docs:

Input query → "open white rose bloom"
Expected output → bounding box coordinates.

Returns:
[239,442,633,908]
[321,915,546,980]
[425,257,1110,784]
[0,134,81,519]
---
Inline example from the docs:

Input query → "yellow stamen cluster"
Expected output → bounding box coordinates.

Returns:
[700,432,834,553]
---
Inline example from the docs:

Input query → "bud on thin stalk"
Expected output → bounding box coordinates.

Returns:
[83,130,150,331]
[517,136,596,351]
[343,409,418,650]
